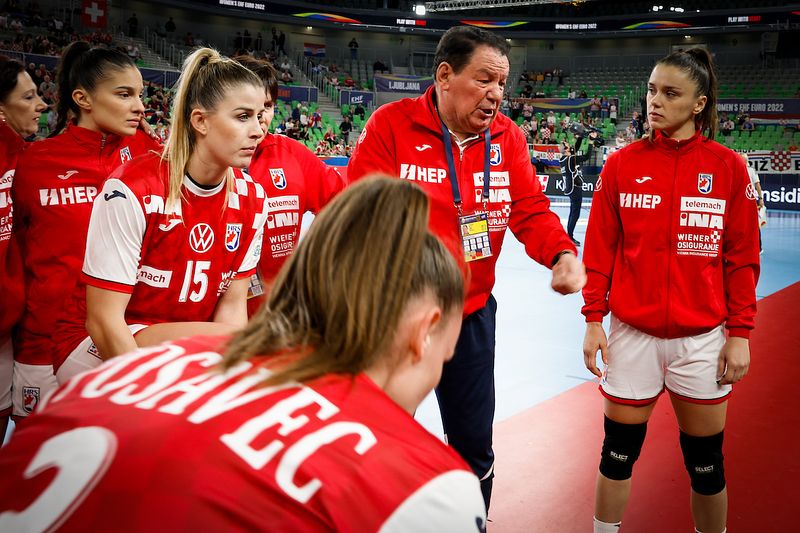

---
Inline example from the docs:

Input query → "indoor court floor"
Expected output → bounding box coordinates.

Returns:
[414,204,800,532]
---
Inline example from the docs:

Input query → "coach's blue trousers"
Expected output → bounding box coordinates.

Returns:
[435,294,497,512]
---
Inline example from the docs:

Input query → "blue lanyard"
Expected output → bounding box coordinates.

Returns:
[439,118,491,216]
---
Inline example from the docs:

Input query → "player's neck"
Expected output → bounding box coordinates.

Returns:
[186,153,227,188]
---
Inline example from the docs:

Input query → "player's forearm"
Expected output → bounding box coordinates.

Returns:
[85,314,138,360]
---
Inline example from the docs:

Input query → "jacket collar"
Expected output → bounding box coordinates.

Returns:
[0,120,25,155]
[64,122,124,152]
[419,85,501,141]
[651,128,704,152]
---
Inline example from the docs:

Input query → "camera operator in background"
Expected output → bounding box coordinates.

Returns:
[561,124,601,246]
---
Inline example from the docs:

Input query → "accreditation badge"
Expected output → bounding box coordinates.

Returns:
[459,212,493,263]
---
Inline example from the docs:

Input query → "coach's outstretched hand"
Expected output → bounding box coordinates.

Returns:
[551,251,586,294]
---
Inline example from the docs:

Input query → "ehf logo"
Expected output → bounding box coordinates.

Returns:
[22,386,40,414]
[120,146,132,164]
[225,223,242,251]
[189,223,214,253]
[270,168,287,190]
[697,173,713,194]
[489,143,502,166]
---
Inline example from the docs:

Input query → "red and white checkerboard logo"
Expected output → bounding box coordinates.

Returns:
[770,151,791,172]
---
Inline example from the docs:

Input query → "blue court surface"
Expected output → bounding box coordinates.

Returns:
[416,203,800,438]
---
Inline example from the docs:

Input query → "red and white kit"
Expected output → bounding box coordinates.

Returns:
[54,152,267,372]
[11,125,160,416]
[246,134,345,307]
[349,86,574,316]
[582,132,760,402]
[0,336,486,532]
[0,121,27,417]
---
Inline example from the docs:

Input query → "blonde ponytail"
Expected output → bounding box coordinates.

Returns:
[161,47,263,210]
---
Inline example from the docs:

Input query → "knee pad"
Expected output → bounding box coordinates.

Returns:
[599,416,647,480]
[679,430,725,496]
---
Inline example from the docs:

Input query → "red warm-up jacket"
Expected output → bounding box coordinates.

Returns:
[348,86,575,316]
[582,131,760,339]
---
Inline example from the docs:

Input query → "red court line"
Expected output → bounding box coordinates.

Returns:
[490,281,800,532]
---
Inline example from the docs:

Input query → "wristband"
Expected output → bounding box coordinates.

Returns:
[551,250,574,267]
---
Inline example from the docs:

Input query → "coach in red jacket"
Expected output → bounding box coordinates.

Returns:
[348,26,585,509]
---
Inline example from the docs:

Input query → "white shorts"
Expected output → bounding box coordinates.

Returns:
[601,317,731,405]
[56,324,149,385]
[12,361,58,417]
[0,335,12,414]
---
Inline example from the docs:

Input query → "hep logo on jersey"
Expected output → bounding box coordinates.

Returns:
[698,173,713,194]
[489,143,502,166]
[120,146,132,164]
[270,168,287,190]
[225,223,242,251]
[22,386,40,414]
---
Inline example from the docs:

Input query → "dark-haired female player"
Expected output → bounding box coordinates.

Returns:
[582,49,759,533]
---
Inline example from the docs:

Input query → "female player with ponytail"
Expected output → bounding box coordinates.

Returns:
[53,48,268,382]
[582,49,759,533]
[11,42,159,418]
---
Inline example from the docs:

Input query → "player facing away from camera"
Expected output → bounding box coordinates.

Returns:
[0,177,487,532]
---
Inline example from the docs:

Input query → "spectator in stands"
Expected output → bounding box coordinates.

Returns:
[270,27,277,52]
[165,16,175,36]
[373,59,388,73]
[568,87,577,99]
[547,110,557,132]
[184,32,194,46]
[324,125,337,147]
[280,58,291,72]
[37,74,54,99]
[243,29,252,50]
[540,123,552,143]
[276,30,286,55]
[349,37,359,60]
[344,75,355,88]
[609,101,617,125]
[127,13,138,38]
[589,95,601,119]
[353,101,366,120]
[579,88,588,98]
[510,99,521,120]
[340,115,353,145]
[522,101,533,121]
[721,116,735,136]
[281,69,293,83]
[311,109,323,130]
[519,119,534,142]
[255,31,262,51]
[600,96,609,119]
[521,83,533,98]
[742,115,754,131]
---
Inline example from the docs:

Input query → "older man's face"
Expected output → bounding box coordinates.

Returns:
[438,45,508,137]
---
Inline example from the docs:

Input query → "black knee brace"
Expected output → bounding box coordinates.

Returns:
[599,416,648,481]
[679,430,725,496]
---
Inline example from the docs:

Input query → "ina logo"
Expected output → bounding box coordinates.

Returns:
[698,173,713,194]
[270,168,287,190]
[225,223,242,251]
[489,143,502,166]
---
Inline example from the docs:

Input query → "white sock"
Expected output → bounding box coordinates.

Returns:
[594,517,621,533]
